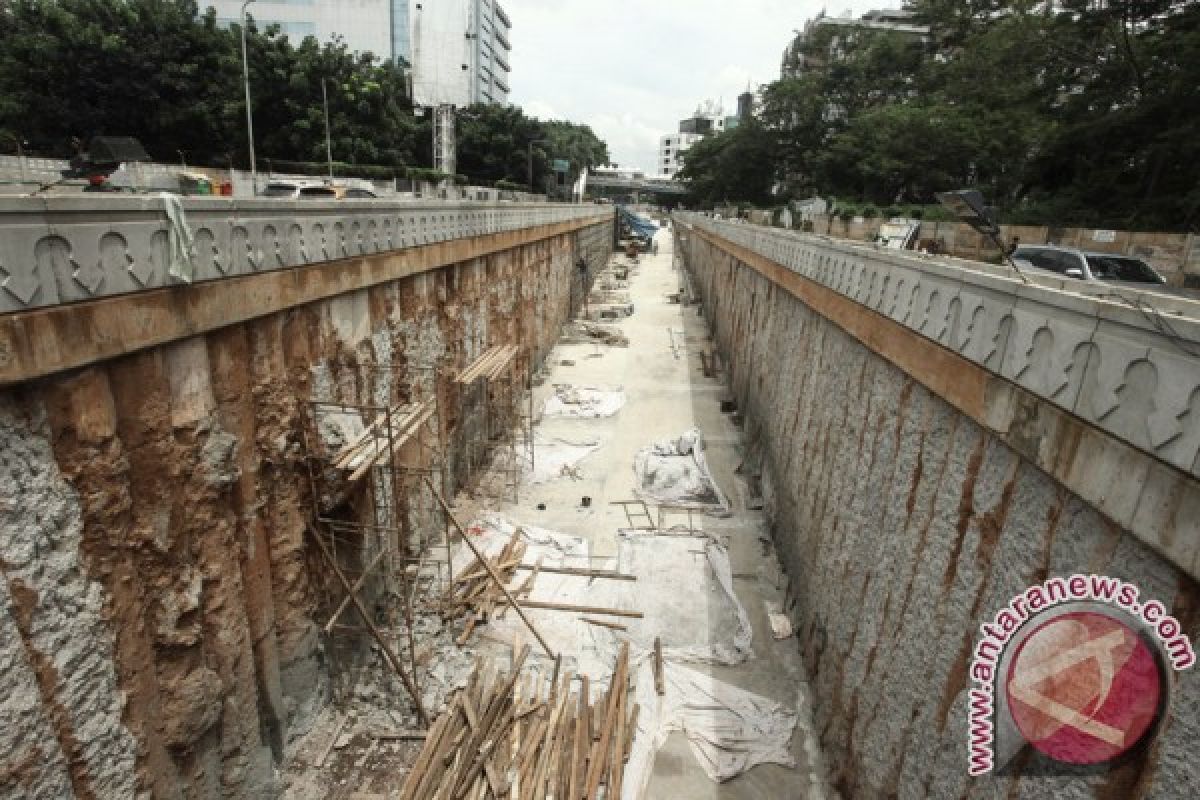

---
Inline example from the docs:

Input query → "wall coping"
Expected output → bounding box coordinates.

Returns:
[680,213,1200,579]
[0,197,610,313]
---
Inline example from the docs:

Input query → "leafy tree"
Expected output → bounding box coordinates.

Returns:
[0,0,610,190]
[700,0,1200,230]
[676,120,776,207]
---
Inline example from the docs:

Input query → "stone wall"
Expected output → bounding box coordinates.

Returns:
[0,218,612,798]
[680,225,1200,798]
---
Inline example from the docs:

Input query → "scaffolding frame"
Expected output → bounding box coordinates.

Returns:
[300,361,452,717]
[457,344,535,502]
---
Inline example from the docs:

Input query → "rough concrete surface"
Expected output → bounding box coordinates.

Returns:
[461,230,834,799]
[0,219,612,798]
[683,228,1200,799]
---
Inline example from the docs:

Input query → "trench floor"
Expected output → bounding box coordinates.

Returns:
[283,229,831,799]
[464,229,831,799]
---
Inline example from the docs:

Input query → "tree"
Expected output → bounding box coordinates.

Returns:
[676,121,776,207]
[0,0,610,189]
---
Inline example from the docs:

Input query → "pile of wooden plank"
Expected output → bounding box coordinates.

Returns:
[440,531,644,647]
[329,400,436,482]
[457,345,520,385]
[400,644,638,800]
[442,532,533,645]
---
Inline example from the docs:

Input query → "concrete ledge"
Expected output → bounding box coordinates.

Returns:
[688,223,1200,582]
[0,196,610,313]
[0,216,610,385]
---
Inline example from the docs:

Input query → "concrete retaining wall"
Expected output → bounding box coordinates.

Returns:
[680,223,1200,798]
[0,217,612,798]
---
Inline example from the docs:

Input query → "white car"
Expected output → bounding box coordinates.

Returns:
[259,180,337,199]
[1011,245,1166,287]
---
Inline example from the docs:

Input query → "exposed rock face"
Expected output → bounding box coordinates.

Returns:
[0,221,612,799]
[683,228,1200,799]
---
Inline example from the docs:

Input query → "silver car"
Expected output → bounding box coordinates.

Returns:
[1011,244,1166,286]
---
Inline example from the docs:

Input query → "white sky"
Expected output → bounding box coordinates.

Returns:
[502,0,885,173]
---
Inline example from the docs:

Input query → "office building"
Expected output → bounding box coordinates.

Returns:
[781,8,928,79]
[206,0,512,106]
[411,0,512,107]
[657,101,728,178]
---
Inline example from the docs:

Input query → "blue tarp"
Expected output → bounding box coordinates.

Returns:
[617,205,660,241]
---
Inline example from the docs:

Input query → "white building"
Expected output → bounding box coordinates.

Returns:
[411,0,511,107]
[205,0,511,106]
[209,0,396,60]
[781,8,928,79]
[657,101,728,178]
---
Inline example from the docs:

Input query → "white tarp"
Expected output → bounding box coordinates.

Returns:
[541,385,627,418]
[622,661,799,798]
[449,518,794,795]
[523,434,601,484]
[633,428,730,512]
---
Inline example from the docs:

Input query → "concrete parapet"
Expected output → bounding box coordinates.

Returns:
[0,196,609,313]
[678,214,1200,484]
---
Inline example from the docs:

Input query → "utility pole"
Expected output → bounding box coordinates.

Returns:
[240,0,257,195]
[322,78,333,181]
[527,139,548,195]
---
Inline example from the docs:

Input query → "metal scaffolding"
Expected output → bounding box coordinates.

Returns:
[457,344,534,502]
[300,362,452,720]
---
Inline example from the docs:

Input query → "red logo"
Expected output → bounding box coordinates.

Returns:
[1005,611,1164,765]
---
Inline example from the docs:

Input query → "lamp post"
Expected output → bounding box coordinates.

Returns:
[322,79,334,181]
[240,0,258,195]
[527,139,548,195]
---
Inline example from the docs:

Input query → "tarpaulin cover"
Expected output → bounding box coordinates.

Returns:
[618,205,660,240]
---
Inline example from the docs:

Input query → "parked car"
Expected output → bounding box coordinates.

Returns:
[332,185,377,199]
[259,180,337,199]
[1011,245,1167,286]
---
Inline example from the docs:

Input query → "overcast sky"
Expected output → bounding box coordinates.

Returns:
[501,0,885,174]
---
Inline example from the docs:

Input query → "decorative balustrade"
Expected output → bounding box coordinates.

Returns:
[0,197,610,313]
[678,212,1200,483]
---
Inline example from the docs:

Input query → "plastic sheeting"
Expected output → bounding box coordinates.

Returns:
[523,434,600,484]
[449,518,795,797]
[618,205,660,241]
[622,661,799,797]
[541,385,627,418]
[633,428,730,512]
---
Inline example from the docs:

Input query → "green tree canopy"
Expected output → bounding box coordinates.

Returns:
[0,0,609,190]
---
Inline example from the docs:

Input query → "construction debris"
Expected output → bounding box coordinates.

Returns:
[399,644,638,800]
[542,385,626,419]
[563,321,629,347]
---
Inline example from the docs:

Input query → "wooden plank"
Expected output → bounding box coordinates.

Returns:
[426,477,556,659]
[513,563,636,581]
[513,600,643,619]
[584,643,629,799]
[307,525,429,726]
[654,637,665,696]
[582,616,628,632]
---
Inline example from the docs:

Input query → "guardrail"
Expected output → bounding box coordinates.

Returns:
[677,212,1200,484]
[0,197,610,314]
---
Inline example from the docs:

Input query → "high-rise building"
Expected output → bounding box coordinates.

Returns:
[208,0,395,60]
[205,0,512,106]
[657,101,728,178]
[781,8,928,79]
[411,0,511,107]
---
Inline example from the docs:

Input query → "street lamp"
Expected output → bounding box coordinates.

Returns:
[527,139,549,194]
[240,0,258,194]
